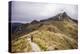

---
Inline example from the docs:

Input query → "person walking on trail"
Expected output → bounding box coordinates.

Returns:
[31,35,33,42]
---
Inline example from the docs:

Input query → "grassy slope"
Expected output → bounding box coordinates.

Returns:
[11,19,78,52]
[31,20,77,51]
[11,36,32,53]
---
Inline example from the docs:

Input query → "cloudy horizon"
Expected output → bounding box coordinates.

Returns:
[11,1,78,23]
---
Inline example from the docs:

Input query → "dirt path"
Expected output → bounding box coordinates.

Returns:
[30,42,41,52]
[27,38,41,52]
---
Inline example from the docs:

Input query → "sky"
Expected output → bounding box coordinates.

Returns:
[11,1,78,23]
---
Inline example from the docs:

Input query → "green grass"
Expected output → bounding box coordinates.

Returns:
[33,38,48,51]
[11,37,32,53]
[11,19,78,52]
[30,25,77,51]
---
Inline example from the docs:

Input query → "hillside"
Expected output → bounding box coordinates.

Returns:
[10,12,78,53]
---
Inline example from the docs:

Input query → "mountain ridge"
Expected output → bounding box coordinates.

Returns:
[10,12,78,52]
[11,12,78,40]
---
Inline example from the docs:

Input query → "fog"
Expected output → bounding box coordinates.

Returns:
[11,1,78,23]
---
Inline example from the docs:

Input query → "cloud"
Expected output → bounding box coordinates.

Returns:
[11,1,78,23]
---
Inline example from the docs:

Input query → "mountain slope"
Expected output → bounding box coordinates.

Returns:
[10,12,78,52]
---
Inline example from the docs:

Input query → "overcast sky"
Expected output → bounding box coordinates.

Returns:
[11,1,78,23]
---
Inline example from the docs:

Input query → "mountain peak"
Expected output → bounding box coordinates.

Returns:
[62,12,68,17]
[47,12,69,21]
[31,20,39,24]
[56,12,69,20]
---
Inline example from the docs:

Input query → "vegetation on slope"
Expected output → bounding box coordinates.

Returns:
[11,36,32,53]
[29,24,77,51]
[10,12,78,52]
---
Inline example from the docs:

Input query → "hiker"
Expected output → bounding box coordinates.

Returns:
[31,35,33,42]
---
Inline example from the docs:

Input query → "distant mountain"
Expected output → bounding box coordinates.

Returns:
[11,23,23,33]
[10,12,78,52]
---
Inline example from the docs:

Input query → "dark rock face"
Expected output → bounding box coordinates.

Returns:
[54,12,70,21]
[62,12,68,17]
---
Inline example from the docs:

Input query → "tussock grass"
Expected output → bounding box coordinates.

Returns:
[11,19,78,52]
[30,30,77,51]
[11,37,32,53]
